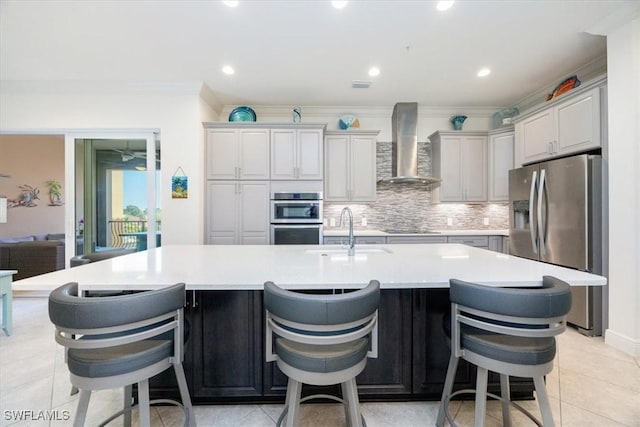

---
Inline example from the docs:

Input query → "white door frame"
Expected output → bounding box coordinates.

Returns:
[65,130,159,265]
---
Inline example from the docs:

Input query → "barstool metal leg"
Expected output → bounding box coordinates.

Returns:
[474,367,489,427]
[124,385,133,427]
[500,374,512,427]
[341,382,352,427]
[342,378,362,427]
[533,376,555,427]
[138,379,151,427]
[174,363,196,427]
[73,390,91,427]
[284,378,302,427]
[436,354,460,427]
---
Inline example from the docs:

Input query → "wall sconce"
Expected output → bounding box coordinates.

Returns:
[0,197,7,223]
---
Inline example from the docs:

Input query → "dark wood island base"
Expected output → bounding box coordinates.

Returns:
[149,289,534,404]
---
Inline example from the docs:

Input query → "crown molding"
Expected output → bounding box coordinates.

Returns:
[0,80,204,95]
[220,104,500,119]
[512,55,607,112]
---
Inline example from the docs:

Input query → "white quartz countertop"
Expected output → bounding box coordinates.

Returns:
[323,229,509,237]
[13,244,605,292]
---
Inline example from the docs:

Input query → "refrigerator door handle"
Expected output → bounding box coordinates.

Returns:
[538,168,547,255]
[529,170,538,254]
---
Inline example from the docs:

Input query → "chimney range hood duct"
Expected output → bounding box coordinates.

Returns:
[379,102,441,184]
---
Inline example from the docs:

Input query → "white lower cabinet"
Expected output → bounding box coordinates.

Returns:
[386,236,448,244]
[206,181,270,245]
[502,236,510,254]
[448,235,505,252]
[324,233,507,252]
[447,236,489,248]
[488,236,503,252]
[323,236,345,245]
[355,236,386,244]
[323,236,387,245]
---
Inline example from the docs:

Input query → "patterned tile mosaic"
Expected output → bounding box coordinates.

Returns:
[324,141,509,232]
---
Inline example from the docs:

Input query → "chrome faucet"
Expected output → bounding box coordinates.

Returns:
[339,207,355,256]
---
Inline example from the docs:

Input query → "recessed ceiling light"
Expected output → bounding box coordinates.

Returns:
[332,1,348,9]
[368,67,380,77]
[222,1,239,7]
[222,65,235,75]
[436,1,455,11]
[477,68,491,77]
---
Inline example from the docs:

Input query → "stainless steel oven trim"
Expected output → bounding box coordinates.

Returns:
[270,200,324,224]
[270,224,324,244]
[271,191,323,201]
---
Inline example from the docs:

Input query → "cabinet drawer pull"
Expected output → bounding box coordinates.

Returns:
[190,291,198,308]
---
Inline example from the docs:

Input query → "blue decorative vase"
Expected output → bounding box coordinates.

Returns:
[292,106,302,123]
[451,115,467,130]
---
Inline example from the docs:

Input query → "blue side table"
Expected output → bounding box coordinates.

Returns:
[0,270,17,335]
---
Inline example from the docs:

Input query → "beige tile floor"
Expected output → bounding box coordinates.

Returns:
[1,296,639,426]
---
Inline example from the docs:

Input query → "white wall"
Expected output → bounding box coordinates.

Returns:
[0,84,209,246]
[605,17,640,357]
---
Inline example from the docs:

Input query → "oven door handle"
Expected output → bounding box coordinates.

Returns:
[270,224,323,228]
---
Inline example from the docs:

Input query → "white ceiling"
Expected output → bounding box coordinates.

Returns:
[1,1,638,109]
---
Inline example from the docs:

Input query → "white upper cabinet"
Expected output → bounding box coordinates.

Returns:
[206,128,270,180]
[517,109,554,164]
[556,87,601,155]
[324,131,378,202]
[515,81,604,166]
[430,131,488,203]
[270,128,323,180]
[488,128,514,202]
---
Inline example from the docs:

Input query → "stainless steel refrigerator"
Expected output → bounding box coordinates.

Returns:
[509,154,603,335]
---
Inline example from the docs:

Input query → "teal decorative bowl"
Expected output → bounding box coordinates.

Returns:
[229,106,257,122]
[451,115,467,130]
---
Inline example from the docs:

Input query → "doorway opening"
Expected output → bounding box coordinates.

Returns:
[74,137,161,255]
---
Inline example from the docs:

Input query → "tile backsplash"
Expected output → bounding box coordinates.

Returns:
[324,140,509,231]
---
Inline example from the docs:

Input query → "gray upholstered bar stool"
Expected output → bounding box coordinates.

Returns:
[264,280,380,427]
[48,282,195,427]
[437,276,572,427]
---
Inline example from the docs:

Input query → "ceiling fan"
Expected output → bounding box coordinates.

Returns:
[113,141,146,162]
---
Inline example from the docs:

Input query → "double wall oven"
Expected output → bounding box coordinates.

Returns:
[270,192,323,245]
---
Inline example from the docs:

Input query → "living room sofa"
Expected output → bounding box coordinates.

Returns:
[0,234,66,280]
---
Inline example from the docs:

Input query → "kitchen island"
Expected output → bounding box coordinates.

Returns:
[14,244,606,403]
[15,243,605,292]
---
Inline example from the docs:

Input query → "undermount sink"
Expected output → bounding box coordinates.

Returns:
[304,247,392,256]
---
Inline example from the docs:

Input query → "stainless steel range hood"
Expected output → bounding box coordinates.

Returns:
[378,102,441,184]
